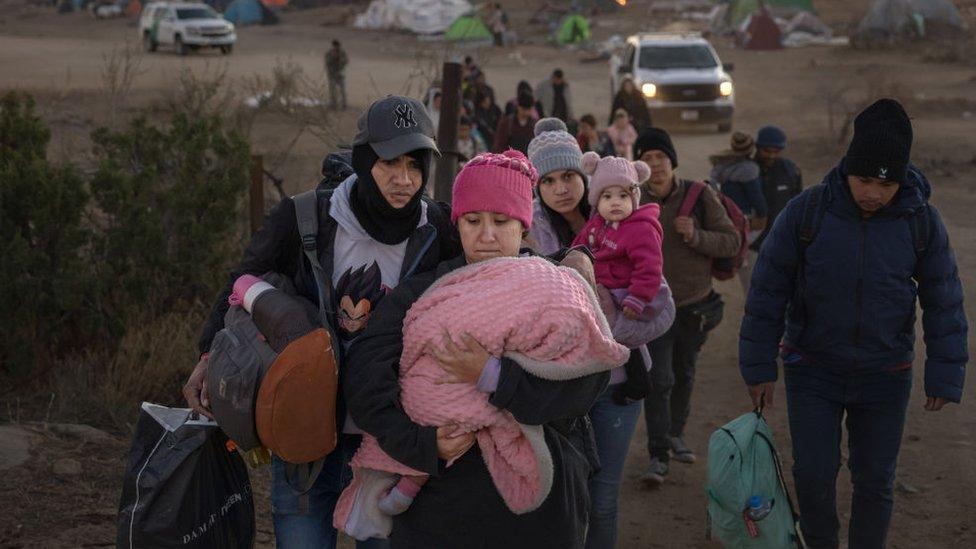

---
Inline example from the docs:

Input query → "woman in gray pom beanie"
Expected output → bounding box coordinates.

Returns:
[529,119,677,549]
[525,117,592,255]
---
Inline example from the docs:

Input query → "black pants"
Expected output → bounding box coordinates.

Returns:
[643,294,723,462]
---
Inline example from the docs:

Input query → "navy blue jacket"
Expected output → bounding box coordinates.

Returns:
[740,164,968,401]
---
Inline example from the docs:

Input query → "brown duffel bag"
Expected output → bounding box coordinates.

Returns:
[255,328,339,465]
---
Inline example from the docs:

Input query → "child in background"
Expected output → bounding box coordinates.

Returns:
[606,108,638,161]
[572,151,663,319]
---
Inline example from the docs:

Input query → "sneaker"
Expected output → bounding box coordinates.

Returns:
[670,436,697,464]
[642,457,669,486]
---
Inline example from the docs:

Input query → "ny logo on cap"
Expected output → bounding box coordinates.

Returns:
[878,166,888,179]
[393,104,417,129]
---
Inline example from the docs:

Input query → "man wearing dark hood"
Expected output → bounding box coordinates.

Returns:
[740,99,967,549]
[184,96,460,548]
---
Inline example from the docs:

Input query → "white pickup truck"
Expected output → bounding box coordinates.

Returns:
[140,2,236,55]
[610,32,735,132]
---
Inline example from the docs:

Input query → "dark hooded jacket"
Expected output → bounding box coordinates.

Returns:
[740,164,968,402]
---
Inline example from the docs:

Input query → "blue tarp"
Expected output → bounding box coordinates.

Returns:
[224,0,277,25]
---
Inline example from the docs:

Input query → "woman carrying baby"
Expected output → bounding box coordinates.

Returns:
[339,150,629,549]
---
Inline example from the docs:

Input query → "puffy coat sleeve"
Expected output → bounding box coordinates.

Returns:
[623,219,664,307]
[739,196,804,385]
[915,205,968,402]
[490,361,610,426]
[344,273,441,476]
[198,197,301,354]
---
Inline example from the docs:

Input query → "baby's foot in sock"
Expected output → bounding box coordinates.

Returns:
[377,476,422,515]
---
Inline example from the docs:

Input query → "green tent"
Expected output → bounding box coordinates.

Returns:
[728,0,815,26]
[556,14,591,45]
[444,16,492,41]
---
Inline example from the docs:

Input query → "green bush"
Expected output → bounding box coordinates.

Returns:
[0,91,251,378]
[88,113,250,336]
[0,92,91,374]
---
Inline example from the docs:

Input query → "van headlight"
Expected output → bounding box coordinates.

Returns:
[720,81,733,97]
[641,83,657,98]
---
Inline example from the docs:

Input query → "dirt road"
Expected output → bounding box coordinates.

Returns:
[1,3,974,547]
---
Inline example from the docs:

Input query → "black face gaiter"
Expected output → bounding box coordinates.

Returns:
[349,144,430,245]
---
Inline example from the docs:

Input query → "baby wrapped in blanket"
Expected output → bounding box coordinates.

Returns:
[334,255,630,539]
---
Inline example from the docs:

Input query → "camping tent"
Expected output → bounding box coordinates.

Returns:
[224,0,278,25]
[354,0,473,34]
[556,13,591,45]
[856,0,967,40]
[742,8,783,49]
[444,15,492,41]
[727,0,814,27]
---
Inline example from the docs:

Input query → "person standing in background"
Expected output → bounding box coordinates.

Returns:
[536,69,574,125]
[741,125,802,293]
[325,40,348,110]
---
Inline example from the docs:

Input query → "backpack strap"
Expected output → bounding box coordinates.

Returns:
[293,189,331,328]
[678,180,707,218]
[797,184,827,253]
[288,189,334,499]
[909,204,931,256]
[283,459,326,496]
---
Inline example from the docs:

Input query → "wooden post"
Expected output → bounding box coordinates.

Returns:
[434,61,462,203]
[249,155,264,235]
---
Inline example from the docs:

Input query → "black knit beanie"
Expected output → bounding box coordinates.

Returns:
[633,127,678,169]
[843,98,912,183]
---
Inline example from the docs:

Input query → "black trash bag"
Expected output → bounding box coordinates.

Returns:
[117,402,256,549]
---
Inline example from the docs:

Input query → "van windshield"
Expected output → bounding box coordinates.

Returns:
[639,45,718,70]
[176,7,219,19]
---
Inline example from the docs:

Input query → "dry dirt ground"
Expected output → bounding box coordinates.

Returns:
[1,0,975,547]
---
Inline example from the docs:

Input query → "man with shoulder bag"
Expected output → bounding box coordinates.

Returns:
[634,128,742,485]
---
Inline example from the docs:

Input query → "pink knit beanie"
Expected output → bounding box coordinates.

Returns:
[582,151,651,210]
[451,150,538,229]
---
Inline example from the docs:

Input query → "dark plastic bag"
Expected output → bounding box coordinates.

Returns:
[117,402,256,548]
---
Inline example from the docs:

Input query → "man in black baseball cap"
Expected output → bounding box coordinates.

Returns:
[185,95,459,548]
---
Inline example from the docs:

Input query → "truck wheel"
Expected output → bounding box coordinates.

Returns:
[174,35,188,56]
[220,45,233,55]
[143,32,158,52]
[718,122,732,133]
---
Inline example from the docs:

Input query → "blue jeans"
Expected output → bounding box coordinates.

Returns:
[271,433,389,549]
[585,387,643,549]
[784,363,912,549]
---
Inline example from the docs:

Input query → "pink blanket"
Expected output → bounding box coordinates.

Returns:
[334,257,628,538]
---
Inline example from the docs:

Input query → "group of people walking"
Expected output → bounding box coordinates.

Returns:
[184,86,967,549]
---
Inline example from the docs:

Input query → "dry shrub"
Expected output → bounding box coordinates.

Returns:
[815,66,911,154]
[49,307,207,432]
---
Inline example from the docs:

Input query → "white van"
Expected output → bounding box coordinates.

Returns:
[139,2,236,55]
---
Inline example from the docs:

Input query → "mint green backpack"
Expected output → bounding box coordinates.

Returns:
[706,409,805,548]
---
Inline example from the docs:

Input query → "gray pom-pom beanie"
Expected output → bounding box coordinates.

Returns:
[527,118,584,179]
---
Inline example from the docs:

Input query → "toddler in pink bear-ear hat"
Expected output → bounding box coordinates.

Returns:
[572,151,665,320]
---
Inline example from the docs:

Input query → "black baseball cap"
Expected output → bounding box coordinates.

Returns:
[352,95,439,160]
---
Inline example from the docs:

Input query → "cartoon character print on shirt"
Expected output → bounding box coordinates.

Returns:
[334,262,390,339]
